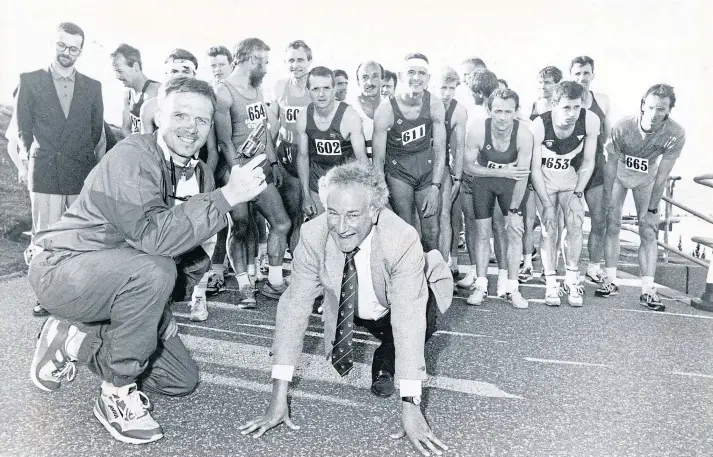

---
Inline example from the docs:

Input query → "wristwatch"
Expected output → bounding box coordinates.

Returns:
[648,208,658,214]
[431,182,442,190]
[573,191,583,198]
[402,396,422,406]
[509,208,522,215]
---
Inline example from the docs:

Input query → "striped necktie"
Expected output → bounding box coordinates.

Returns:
[331,247,359,376]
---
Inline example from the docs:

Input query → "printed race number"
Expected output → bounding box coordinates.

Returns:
[315,139,342,155]
[285,106,301,124]
[541,157,571,170]
[245,102,267,129]
[487,161,507,169]
[624,155,649,173]
[401,124,426,145]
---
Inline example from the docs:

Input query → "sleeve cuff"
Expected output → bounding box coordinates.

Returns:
[271,365,295,382]
[211,189,233,214]
[399,379,422,397]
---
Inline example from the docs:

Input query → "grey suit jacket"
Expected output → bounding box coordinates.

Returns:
[272,208,453,382]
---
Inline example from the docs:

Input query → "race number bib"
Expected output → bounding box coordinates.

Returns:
[285,106,301,124]
[542,157,571,170]
[487,161,507,169]
[624,155,649,173]
[401,124,426,145]
[315,139,342,155]
[245,102,267,129]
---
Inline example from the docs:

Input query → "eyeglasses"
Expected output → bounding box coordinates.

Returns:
[56,42,81,56]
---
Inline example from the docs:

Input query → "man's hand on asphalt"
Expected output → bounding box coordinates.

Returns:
[391,403,449,456]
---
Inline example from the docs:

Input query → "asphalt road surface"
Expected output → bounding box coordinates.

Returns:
[1,264,712,457]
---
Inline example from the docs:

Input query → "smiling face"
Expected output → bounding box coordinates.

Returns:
[399,63,429,94]
[286,46,311,80]
[156,91,213,161]
[326,183,378,253]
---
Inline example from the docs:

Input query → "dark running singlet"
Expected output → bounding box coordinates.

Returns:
[386,91,433,156]
[129,80,157,134]
[470,119,521,219]
[539,109,587,192]
[306,102,354,192]
[384,91,435,190]
[585,92,607,189]
[444,99,458,173]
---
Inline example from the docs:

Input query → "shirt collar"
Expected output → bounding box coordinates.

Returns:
[156,133,199,168]
[49,62,76,81]
[355,227,374,254]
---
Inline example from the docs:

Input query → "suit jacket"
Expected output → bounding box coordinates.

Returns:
[272,209,453,382]
[16,67,104,195]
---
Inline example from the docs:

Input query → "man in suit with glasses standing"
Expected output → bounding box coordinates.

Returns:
[16,22,104,317]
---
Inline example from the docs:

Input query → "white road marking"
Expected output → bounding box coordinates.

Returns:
[200,372,373,408]
[523,357,613,368]
[613,309,713,320]
[184,334,522,399]
[672,371,713,379]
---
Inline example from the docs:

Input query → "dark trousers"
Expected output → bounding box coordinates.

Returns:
[354,288,438,380]
[28,246,210,396]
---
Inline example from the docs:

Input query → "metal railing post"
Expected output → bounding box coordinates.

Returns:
[691,237,713,312]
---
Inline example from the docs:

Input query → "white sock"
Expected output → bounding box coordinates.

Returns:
[523,254,533,269]
[588,262,601,273]
[247,264,256,276]
[498,268,508,284]
[565,268,578,285]
[64,326,85,361]
[642,276,655,292]
[236,272,250,288]
[606,267,617,282]
[545,274,557,288]
[269,266,284,285]
[192,272,210,300]
[258,243,268,256]
[507,279,519,294]
[475,276,488,291]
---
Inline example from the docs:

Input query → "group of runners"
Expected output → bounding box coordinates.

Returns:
[111,39,685,318]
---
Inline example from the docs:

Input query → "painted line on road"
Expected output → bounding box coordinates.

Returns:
[433,330,507,342]
[523,357,613,368]
[184,334,522,399]
[177,321,380,346]
[200,372,372,408]
[612,309,713,320]
[672,371,713,379]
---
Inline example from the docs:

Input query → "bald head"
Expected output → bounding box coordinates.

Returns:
[356,60,383,97]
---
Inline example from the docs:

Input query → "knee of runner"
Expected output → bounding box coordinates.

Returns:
[271,217,292,236]
[566,209,585,232]
[639,223,657,242]
[230,219,251,238]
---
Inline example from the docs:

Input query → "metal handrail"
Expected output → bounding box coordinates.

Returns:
[660,174,713,264]
[622,224,709,268]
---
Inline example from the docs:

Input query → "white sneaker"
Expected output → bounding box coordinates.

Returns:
[93,384,163,444]
[497,283,507,298]
[466,284,487,306]
[507,290,529,309]
[189,296,208,322]
[544,282,562,307]
[564,283,584,307]
[457,270,476,289]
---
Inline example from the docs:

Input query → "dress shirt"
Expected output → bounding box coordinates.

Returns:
[49,63,75,118]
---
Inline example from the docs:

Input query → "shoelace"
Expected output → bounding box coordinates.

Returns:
[117,389,152,422]
[53,361,77,382]
[643,291,660,303]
